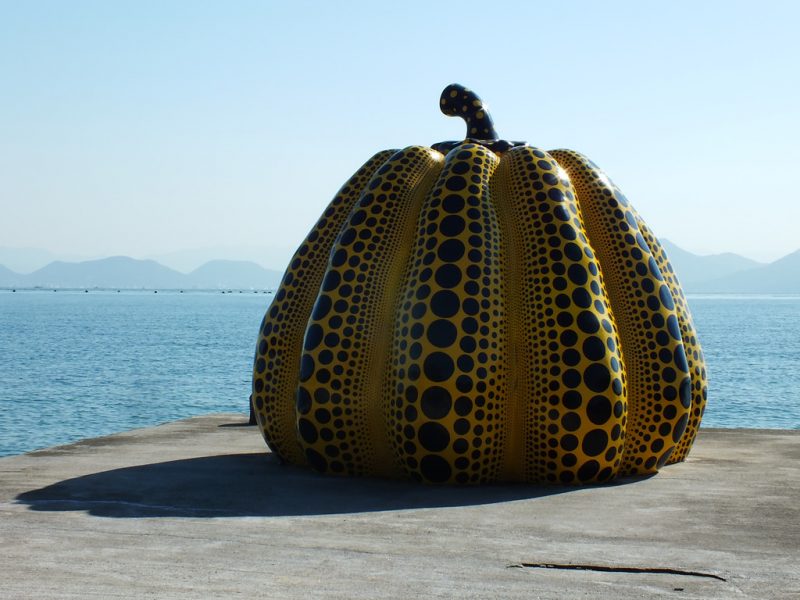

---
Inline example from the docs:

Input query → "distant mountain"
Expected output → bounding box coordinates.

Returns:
[0,264,23,287]
[1,242,797,293]
[690,249,800,294]
[185,260,282,289]
[0,245,294,276]
[0,257,283,290]
[0,247,88,274]
[148,245,294,273]
[30,257,182,289]
[660,239,763,289]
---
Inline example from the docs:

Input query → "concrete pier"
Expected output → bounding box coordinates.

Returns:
[1,414,797,599]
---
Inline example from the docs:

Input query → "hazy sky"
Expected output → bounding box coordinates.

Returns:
[2,0,798,267]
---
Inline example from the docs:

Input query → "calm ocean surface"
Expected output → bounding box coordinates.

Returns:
[1,290,798,457]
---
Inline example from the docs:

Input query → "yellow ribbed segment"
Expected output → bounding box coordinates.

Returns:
[495,147,627,483]
[295,146,444,477]
[634,218,708,463]
[254,142,705,483]
[252,150,396,466]
[387,143,506,484]
[551,150,691,475]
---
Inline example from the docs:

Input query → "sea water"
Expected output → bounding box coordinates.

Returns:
[1,290,798,457]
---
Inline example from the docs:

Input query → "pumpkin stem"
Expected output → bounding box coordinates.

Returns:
[440,84,499,141]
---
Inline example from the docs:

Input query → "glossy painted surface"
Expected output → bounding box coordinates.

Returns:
[252,87,706,484]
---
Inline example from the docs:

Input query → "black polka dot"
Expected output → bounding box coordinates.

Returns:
[424,352,455,382]
[421,386,452,419]
[452,161,469,174]
[561,330,578,346]
[419,422,450,453]
[559,224,577,240]
[304,324,323,351]
[322,270,340,292]
[567,264,588,285]
[331,248,347,266]
[572,288,592,308]
[562,369,581,388]
[443,194,465,213]
[587,395,612,425]
[679,376,692,408]
[582,336,605,361]
[445,176,466,191]
[299,354,314,382]
[557,312,574,327]
[577,311,600,334]
[440,215,466,237]
[314,408,331,424]
[673,413,689,442]
[667,315,681,340]
[420,454,452,483]
[582,429,608,457]
[578,460,600,482]
[457,353,474,372]
[564,243,582,261]
[298,418,318,444]
[462,317,478,334]
[559,458,577,474]
[438,239,465,262]
[648,256,663,280]
[554,205,570,221]
[562,349,581,366]
[428,319,457,348]
[563,390,582,409]
[454,396,472,416]
[296,387,312,414]
[584,363,611,392]
[456,375,472,392]
[657,448,674,468]
[462,298,479,315]
[560,434,579,451]
[312,295,332,320]
[435,264,462,288]
[674,346,689,373]
[561,412,581,431]
[431,290,460,318]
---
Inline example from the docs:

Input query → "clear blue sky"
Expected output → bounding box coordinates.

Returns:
[1,0,798,266]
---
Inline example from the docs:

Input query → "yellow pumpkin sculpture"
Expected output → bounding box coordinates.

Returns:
[252,84,707,484]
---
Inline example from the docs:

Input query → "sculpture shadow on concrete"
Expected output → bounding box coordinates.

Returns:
[15,450,648,518]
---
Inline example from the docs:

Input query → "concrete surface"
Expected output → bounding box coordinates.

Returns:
[0,414,797,599]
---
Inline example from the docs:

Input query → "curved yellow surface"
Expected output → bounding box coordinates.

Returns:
[253,142,705,483]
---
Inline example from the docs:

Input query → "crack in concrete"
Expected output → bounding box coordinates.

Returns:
[509,562,727,581]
